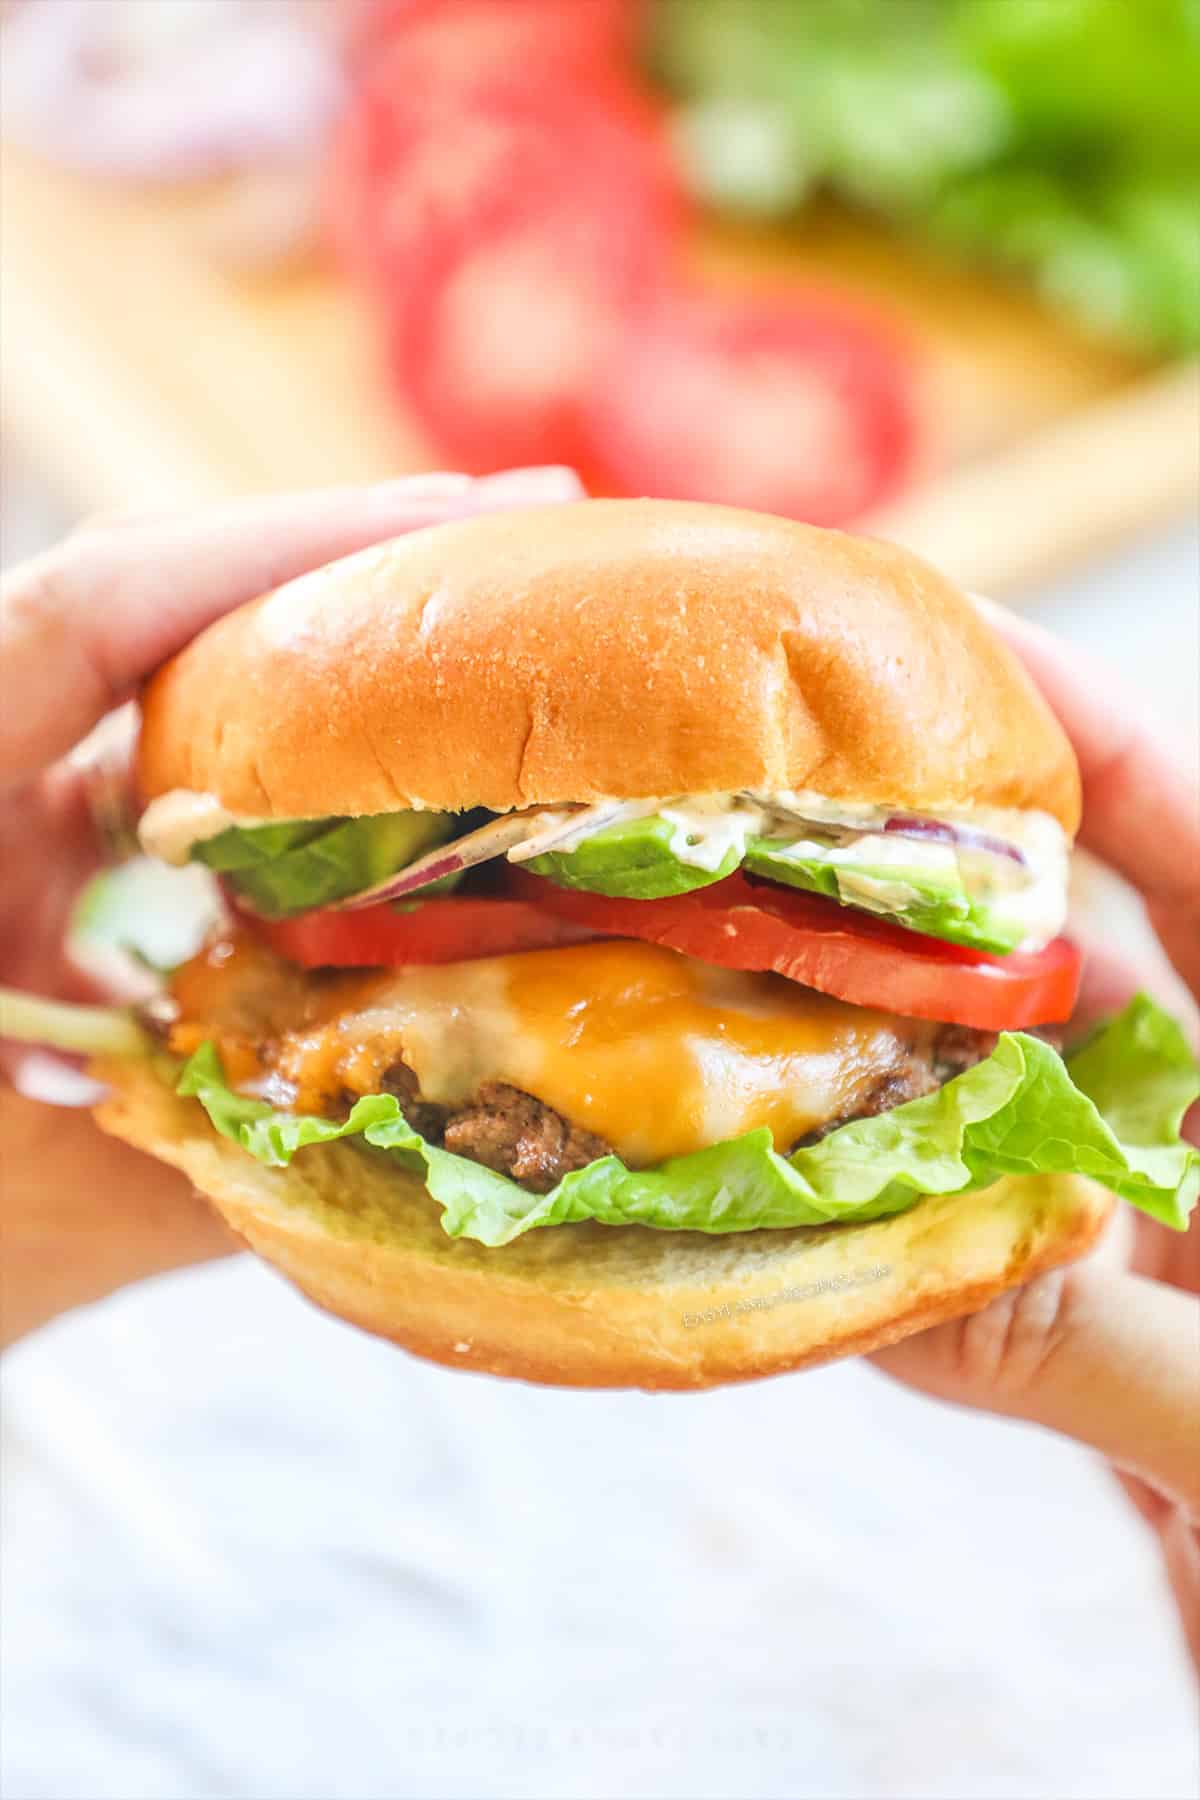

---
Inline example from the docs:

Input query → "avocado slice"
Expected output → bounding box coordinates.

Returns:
[525,813,741,898]
[745,836,1026,954]
[194,811,457,917]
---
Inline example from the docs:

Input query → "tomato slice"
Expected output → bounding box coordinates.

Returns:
[238,895,597,969]
[328,5,685,473]
[342,0,638,81]
[508,872,1081,1029]
[385,83,684,471]
[586,287,919,526]
[235,875,1080,1030]
[332,0,646,284]
[328,74,550,290]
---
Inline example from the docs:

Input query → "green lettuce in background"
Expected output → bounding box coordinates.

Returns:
[648,0,1200,351]
[179,994,1198,1248]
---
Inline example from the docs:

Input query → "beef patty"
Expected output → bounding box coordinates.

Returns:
[339,1023,1022,1191]
[161,935,1055,1194]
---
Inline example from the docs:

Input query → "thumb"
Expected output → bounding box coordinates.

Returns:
[871,1257,1200,1512]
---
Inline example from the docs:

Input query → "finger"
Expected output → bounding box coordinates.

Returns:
[872,1259,1200,1513]
[68,507,172,538]
[1114,1467,1174,1533]
[0,774,107,1092]
[1161,1508,1200,1674]
[973,597,1200,917]
[66,464,584,541]
[0,1085,236,1347]
[1068,928,1199,1050]
[0,765,103,999]
[1131,1182,1200,1290]
[67,703,142,863]
[0,467,584,784]
[1146,898,1200,1014]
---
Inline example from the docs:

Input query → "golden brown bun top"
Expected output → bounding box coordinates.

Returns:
[140,499,1081,832]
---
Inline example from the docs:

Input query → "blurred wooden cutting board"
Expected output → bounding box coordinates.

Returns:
[2,144,1196,595]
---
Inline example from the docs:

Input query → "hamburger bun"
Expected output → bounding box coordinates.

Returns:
[139,499,1080,832]
[95,1056,1112,1391]
[122,498,1100,1390]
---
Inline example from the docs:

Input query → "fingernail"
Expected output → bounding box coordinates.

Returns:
[469,466,586,507]
[369,472,473,503]
[9,1049,108,1107]
[967,591,1005,621]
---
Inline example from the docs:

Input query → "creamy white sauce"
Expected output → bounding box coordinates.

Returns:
[139,785,1070,948]
[137,790,270,865]
[505,800,660,862]
[516,791,1070,948]
[660,797,766,871]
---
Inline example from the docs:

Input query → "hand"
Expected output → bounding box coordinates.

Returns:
[0,467,583,1345]
[870,601,1200,1672]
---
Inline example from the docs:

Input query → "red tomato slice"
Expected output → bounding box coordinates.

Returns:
[585,287,919,525]
[385,84,684,471]
[328,73,546,289]
[508,872,1081,1030]
[324,79,399,284]
[238,896,597,970]
[330,74,684,468]
[343,0,639,80]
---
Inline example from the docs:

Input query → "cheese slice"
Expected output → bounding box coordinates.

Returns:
[495,943,923,1162]
[171,938,930,1164]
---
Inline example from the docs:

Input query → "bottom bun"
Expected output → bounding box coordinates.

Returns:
[95,1059,1114,1391]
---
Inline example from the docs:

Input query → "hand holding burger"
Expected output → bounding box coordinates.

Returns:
[871,600,1200,1673]
[0,465,584,1339]
[1,480,1196,1666]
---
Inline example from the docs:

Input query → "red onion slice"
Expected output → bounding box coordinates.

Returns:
[883,815,1027,867]
[338,801,633,910]
[338,810,581,911]
[2,0,343,182]
[504,801,631,862]
[333,799,1029,913]
[749,792,1030,870]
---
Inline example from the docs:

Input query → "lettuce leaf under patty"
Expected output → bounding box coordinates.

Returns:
[177,995,1198,1248]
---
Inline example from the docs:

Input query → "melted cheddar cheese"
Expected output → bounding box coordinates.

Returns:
[168,936,929,1164]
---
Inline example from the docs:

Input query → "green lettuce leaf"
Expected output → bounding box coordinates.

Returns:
[649,0,1200,352]
[177,994,1198,1247]
[192,811,457,917]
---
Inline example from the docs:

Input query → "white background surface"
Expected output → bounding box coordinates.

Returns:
[2,474,1197,1799]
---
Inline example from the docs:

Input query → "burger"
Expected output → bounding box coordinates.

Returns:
[10,500,1198,1387]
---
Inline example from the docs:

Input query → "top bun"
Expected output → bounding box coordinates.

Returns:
[139,499,1080,833]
